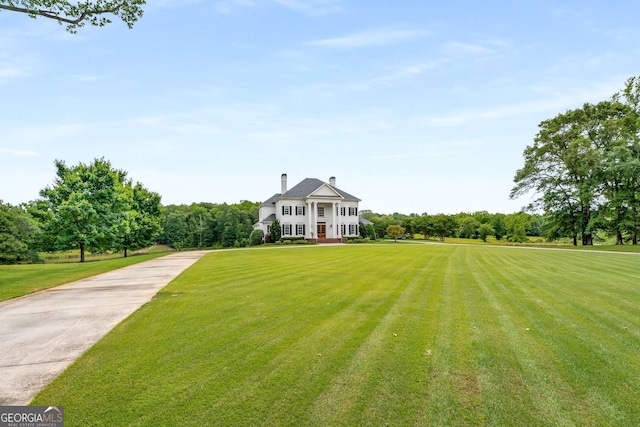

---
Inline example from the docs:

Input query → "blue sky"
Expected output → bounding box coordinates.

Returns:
[1,1,639,214]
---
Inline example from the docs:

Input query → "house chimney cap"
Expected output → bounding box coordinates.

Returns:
[329,176,336,186]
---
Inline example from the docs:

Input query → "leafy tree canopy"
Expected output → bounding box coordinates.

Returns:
[32,158,160,261]
[386,224,405,241]
[0,0,145,32]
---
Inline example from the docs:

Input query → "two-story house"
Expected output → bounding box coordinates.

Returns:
[255,174,362,243]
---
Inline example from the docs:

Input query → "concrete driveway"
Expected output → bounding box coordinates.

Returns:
[0,251,209,405]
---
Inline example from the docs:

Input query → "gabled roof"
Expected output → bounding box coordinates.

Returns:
[359,216,373,225]
[282,178,360,201]
[262,193,281,206]
[261,213,276,223]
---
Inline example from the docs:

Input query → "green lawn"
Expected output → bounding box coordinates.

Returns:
[32,245,640,426]
[0,253,169,302]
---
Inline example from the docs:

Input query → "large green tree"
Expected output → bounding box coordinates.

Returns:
[512,77,640,245]
[512,102,614,245]
[33,158,156,262]
[0,0,145,32]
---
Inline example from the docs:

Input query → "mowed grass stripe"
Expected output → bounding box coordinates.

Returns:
[32,245,640,426]
[306,248,444,426]
[469,248,581,425]
[472,247,640,425]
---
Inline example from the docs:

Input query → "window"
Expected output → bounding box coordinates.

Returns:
[340,207,346,216]
[349,207,358,216]
[282,205,291,215]
[349,224,358,235]
[296,206,305,215]
[318,207,325,217]
[341,224,346,236]
[296,224,305,235]
[282,224,292,236]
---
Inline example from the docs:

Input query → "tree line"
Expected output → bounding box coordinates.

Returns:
[157,201,259,250]
[361,211,544,243]
[511,77,640,245]
[0,158,263,264]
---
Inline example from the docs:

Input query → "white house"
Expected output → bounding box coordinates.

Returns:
[254,174,364,243]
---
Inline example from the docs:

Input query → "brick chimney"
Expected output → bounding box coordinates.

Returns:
[281,173,287,194]
[329,176,336,187]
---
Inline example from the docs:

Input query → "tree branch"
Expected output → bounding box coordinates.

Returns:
[0,1,142,31]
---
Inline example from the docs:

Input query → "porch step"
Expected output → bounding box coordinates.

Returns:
[316,238,343,244]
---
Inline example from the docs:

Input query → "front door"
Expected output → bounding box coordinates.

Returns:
[317,223,326,238]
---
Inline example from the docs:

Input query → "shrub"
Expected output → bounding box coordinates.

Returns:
[281,237,307,244]
[345,237,370,244]
[249,229,264,246]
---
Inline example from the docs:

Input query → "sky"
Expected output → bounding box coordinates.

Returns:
[1,1,640,214]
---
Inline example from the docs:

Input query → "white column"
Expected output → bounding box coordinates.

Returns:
[313,202,318,239]
[337,202,342,238]
[306,201,311,239]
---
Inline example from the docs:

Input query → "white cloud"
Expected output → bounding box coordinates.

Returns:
[417,80,623,128]
[349,58,450,91]
[214,0,256,14]
[274,0,343,15]
[0,66,24,80]
[442,41,494,56]
[0,148,38,157]
[310,28,428,48]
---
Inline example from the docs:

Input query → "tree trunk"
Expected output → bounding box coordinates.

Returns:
[573,235,577,246]
[633,232,638,245]
[80,242,85,263]
[124,247,128,257]
[616,230,624,245]
[582,233,593,246]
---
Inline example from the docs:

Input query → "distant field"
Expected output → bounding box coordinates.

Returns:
[33,245,640,426]
[0,253,169,302]
[412,235,640,252]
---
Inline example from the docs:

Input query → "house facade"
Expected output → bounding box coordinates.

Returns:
[255,174,362,242]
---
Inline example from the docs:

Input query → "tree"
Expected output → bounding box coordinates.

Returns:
[512,77,640,246]
[457,216,481,239]
[158,205,190,249]
[490,213,506,240]
[504,212,530,243]
[477,223,495,242]
[361,223,376,240]
[0,0,145,32]
[114,182,162,257]
[33,158,155,262]
[430,214,457,242]
[269,219,281,242]
[511,102,614,245]
[386,224,405,241]
[0,201,42,264]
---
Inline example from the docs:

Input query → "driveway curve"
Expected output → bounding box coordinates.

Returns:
[0,251,209,405]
